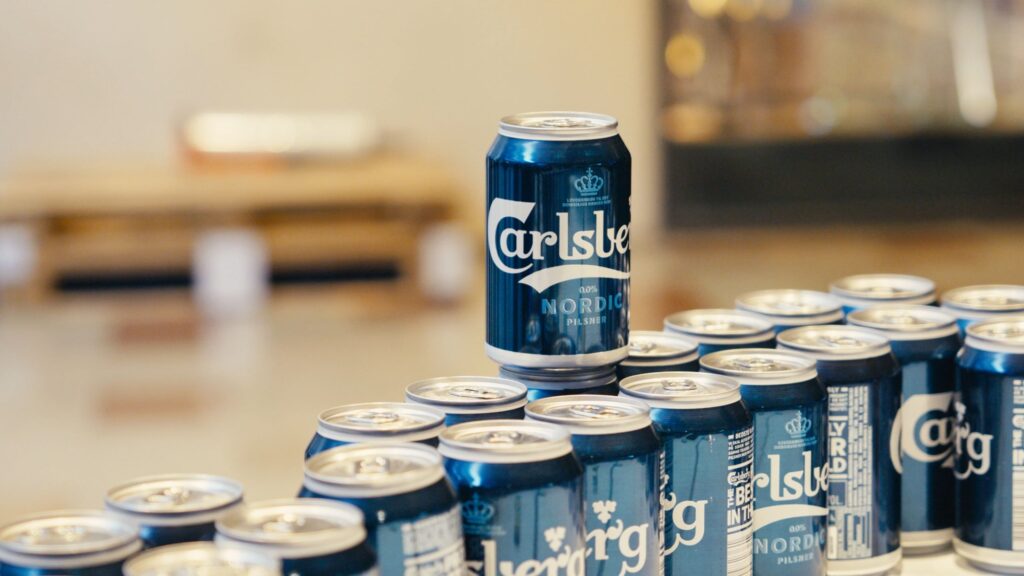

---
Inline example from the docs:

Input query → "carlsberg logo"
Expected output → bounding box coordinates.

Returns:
[588,500,650,576]
[889,392,955,473]
[487,198,629,293]
[953,400,993,480]
[751,451,829,531]
[467,536,585,576]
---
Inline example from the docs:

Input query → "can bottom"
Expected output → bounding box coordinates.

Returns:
[826,549,902,576]
[954,538,1024,574]
[485,343,628,368]
[901,529,952,554]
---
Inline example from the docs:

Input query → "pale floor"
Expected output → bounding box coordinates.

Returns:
[2,223,1023,574]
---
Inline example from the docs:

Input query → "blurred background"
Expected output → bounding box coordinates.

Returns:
[1,0,1023,530]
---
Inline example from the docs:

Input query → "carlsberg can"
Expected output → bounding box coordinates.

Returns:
[486,112,630,369]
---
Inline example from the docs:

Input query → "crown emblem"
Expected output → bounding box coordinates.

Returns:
[785,413,812,437]
[573,168,604,196]
[461,493,495,525]
[544,526,566,552]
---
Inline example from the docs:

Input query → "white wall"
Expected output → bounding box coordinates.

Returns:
[0,0,661,232]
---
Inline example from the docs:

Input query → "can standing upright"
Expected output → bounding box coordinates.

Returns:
[941,284,1024,334]
[617,330,699,380]
[953,316,1024,573]
[619,372,754,576]
[499,364,618,401]
[701,349,828,576]
[300,443,465,576]
[663,309,776,355]
[848,305,960,552]
[777,325,902,575]
[736,290,844,333]
[439,419,586,576]
[486,112,630,369]
[829,274,936,315]
[526,395,663,576]
[304,402,446,459]
[405,377,528,425]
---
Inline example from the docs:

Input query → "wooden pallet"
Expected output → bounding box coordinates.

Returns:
[0,155,459,301]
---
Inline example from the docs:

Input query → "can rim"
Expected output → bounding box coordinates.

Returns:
[438,419,573,464]
[663,309,775,339]
[847,305,959,341]
[964,315,1024,352]
[941,284,1024,312]
[122,541,279,575]
[498,111,618,141]
[624,330,699,361]
[829,273,936,304]
[105,473,244,522]
[317,402,445,437]
[777,325,891,361]
[214,499,365,559]
[0,510,140,565]
[405,376,527,409]
[700,348,818,385]
[618,371,742,409]
[303,442,445,498]
[525,394,652,435]
[736,289,843,319]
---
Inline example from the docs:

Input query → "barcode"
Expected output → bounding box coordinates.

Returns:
[726,526,753,576]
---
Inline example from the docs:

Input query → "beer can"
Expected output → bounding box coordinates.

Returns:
[619,372,754,576]
[300,442,465,576]
[736,290,844,333]
[777,325,902,575]
[664,309,775,355]
[105,473,243,549]
[0,510,141,576]
[440,419,585,576]
[953,316,1024,573]
[829,273,936,314]
[848,305,960,552]
[405,376,527,425]
[941,284,1024,334]
[486,112,630,369]
[304,402,445,459]
[700,349,828,576]
[215,499,376,576]
[123,541,279,575]
[499,364,617,401]
[617,330,699,380]
[526,395,662,576]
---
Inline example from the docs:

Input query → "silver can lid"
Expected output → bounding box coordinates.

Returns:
[830,274,936,305]
[525,394,651,435]
[847,305,958,341]
[777,325,891,360]
[106,474,243,524]
[736,289,843,323]
[965,316,1024,352]
[700,349,817,385]
[942,284,1024,314]
[406,377,527,415]
[0,510,140,569]
[499,364,616,391]
[499,111,618,141]
[624,331,698,363]
[123,542,279,576]
[618,371,742,409]
[663,309,774,344]
[439,419,573,464]
[317,402,444,442]
[304,442,445,498]
[215,499,365,560]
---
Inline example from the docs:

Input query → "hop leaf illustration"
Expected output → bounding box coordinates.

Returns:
[592,500,617,524]
[544,526,566,552]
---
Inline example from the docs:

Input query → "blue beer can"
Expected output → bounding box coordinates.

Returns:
[941,284,1024,335]
[105,473,243,549]
[499,364,618,401]
[405,376,527,425]
[304,402,445,459]
[777,325,902,575]
[123,541,280,575]
[829,273,937,315]
[736,290,844,333]
[700,349,828,576]
[0,510,141,576]
[486,112,631,369]
[664,309,775,355]
[299,442,465,576]
[617,330,699,380]
[952,316,1024,573]
[525,395,663,576]
[847,305,960,552]
[619,371,754,576]
[440,419,586,576]
[215,498,377,576]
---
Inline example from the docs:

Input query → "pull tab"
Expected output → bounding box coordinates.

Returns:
[818,335,863,348]
[629,340,657,354]
[569,404,623,419]
[21,524,87,545]
[354,456,391,476]
[878,312,919,326]
[662,379,698,393]
[450,385,502,400]
[263,513,305,534]
[485,431,522,445]
[145,486,192,506]
[346,410,400,426]
[732,356,779,372]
